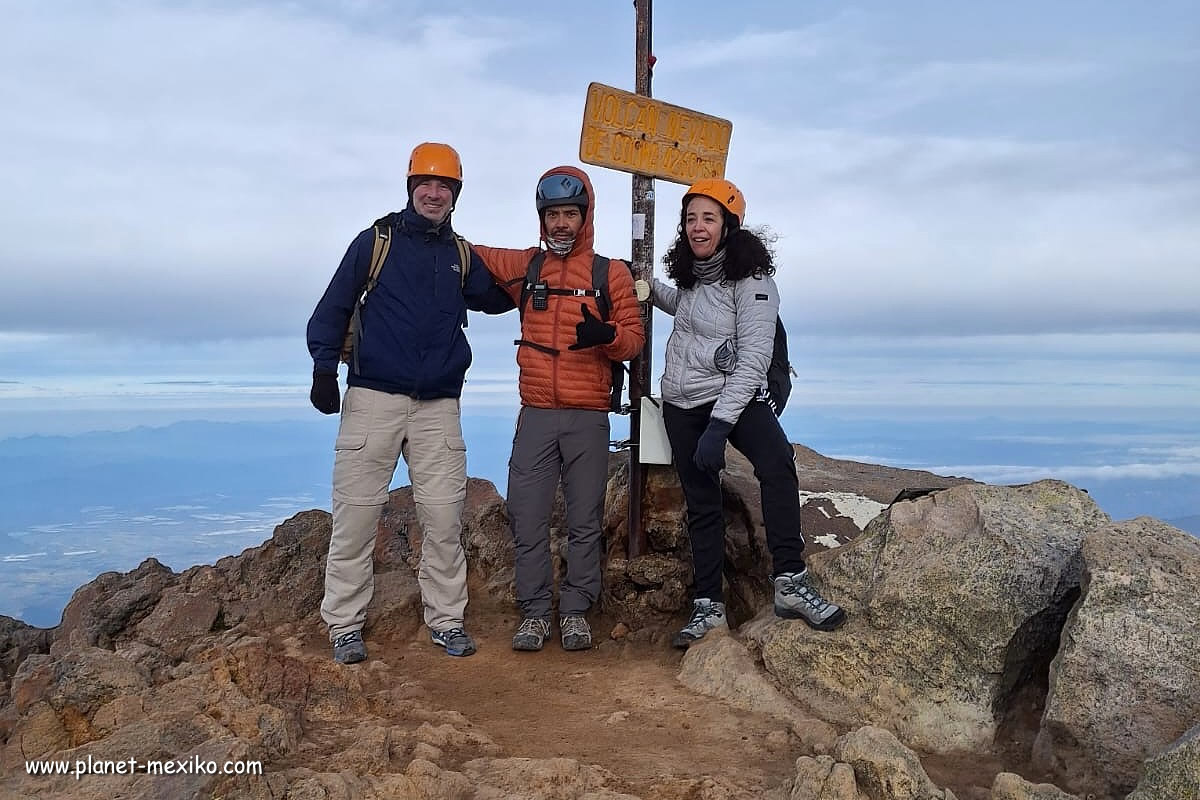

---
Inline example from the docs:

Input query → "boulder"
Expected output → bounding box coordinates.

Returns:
[0,615,52,725]
[989,772,1079,799]
[789,755,862,800]
[788,726,957,800]
[53,559,174,655]
[834,726,954,800]
[753,481,1107,754]
[677,634,838,753]
[1034,517,1200,798]
[2,646,150,767]
[208,508,333,631]
[1125,723,1200,800]
[0,615,52,683]
[134,589,220,660]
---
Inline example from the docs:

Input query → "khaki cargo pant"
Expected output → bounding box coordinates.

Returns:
[321,387,468,639]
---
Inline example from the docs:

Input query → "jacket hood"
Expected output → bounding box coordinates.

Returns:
[537,165,595,257]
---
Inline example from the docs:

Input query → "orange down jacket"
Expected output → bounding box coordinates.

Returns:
[473,166,645,411]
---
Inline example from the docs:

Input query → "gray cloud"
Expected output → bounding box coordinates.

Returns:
[0,2,1196,345]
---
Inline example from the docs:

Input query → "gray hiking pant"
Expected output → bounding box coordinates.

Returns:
[321,387,469,639]
[507,407,610,620]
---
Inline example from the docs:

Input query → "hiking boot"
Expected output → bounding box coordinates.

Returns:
[332,630,366,664]
[512,617,551,651]
[774,570,847,631]
[672,599,728,649]
[430,627,477,657]
[560,615,593,651]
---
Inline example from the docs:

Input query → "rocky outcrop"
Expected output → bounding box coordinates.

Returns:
[602,463,695,632]
[376,450,967,635]
[1034,517,1200,798]
[49,509,348,660]
[1125,723,1200,800]
[699,447,972,626]
[789,726,958,800]
[751,481,1106,753]
[1,447,1195,800]
[601,449,969,631]
[677,634,838,754]
[0,616,51,715]
[990,772,1080,799]
[786,731,1088,800]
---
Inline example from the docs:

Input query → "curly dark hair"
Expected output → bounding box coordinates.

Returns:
[662,206,776,289]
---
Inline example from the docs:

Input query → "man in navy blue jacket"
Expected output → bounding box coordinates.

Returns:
[307,142,513,664]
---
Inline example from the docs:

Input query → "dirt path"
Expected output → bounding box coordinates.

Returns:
[293,583,1016,799]
[378,605,800,796]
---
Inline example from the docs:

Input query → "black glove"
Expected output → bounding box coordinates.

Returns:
[310,370,341,415]
[568,304,617,351]
[693,418,734,474]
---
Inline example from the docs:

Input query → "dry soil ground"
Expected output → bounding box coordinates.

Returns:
[296,585,1032,800]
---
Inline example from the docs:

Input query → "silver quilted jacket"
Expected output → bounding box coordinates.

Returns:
[651,272,779,425]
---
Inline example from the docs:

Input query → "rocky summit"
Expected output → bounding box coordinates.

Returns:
[1,446,1197,800]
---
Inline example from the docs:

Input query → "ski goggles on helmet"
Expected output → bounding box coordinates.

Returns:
[536,173,588,212]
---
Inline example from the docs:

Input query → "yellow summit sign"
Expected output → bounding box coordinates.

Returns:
[579,83,732,185]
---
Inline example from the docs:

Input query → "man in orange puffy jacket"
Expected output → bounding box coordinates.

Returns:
[473,166,645,653]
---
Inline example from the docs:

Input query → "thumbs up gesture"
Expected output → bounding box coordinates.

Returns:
[568,304,617,350]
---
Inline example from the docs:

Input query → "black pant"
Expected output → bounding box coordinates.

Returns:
[663,400,806,602]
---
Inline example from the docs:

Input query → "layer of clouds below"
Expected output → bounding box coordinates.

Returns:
[919,460,1200,485]
[0,2,1196,343]
[0,327,1194,438]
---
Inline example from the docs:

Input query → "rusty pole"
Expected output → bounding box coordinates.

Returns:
[628,0,654,558]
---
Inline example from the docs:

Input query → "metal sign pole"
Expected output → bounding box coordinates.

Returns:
[628,0,654,558]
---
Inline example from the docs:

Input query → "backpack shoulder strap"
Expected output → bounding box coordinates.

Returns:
[453,235,471,289]
[591,254,636,413]
[517,251,547,318]
[591,255,612,321]
[776,315,797,376]
[365,219,393,293]
[343,216,395,372]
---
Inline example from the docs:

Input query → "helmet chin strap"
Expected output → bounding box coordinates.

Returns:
[719,216,741,247]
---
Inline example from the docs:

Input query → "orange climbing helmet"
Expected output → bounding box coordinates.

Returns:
[683,178,745,226]
[407,142,463,182]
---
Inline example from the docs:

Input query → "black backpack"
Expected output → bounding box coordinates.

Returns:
[512,251,630,413]
[763,316,794,416]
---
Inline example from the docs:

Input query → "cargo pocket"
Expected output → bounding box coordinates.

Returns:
[443,435,467,493]
[412,434,467,506]
[335,431,367,451]
[332,431,373,504]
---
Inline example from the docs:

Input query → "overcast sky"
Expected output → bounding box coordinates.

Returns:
[1,0,1197,424]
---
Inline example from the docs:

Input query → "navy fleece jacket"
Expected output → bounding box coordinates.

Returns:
[307,204,514,398]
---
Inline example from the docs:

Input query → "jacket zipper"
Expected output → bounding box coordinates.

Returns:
[551,253,566,407]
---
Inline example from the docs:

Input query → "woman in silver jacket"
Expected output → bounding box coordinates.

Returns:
[645,178,846,648]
